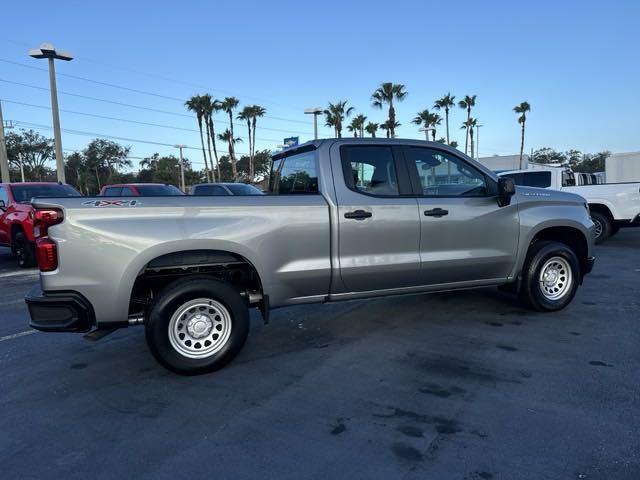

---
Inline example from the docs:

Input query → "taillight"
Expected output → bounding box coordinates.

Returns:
[33,208,63,272]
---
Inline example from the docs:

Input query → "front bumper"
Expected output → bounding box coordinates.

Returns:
[25,286,95,333]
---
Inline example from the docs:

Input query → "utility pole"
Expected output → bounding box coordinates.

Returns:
[29,43,73,183]
[174,144,187,192]
[304,108,323,140]
[0,101,10,183]
[475,125,483,160]
[18,153,25,182]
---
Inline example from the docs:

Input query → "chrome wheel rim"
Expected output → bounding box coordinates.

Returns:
[592,217,603,239]
[539,256,572,301]
[168,298,232,359]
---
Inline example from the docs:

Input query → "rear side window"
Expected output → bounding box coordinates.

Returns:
[270,151,318,194]
[103,187,123,197]
[11,184,81,202]
[341,145,399,196]
[135,185,183,196]
[193,185,230,196]
[0,186,8,205]
[521,171,552,188]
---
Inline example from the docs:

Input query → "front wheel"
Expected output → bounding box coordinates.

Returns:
[145,276,250,375]
[520,241,580,312]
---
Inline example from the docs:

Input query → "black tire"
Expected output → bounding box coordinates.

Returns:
[145,276,250,375]
[519,241,580,312]
[13,231,36,268]
[590,211,611,244]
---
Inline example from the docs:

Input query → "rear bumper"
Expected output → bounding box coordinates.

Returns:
[25,286,95,333]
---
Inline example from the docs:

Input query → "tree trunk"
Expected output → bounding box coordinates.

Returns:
[432,129,436,141]
[197,118,211,182]
[208,117,221,182]
[246,119,252,182]
[519,120,526,169]
[372,131,376,138]
[251,118,257,183]
[424,129,429,141]
[470,131,475,159]
[465,108,471,155]
[204,114,216,182]
[445,108,450,144]
[229,143,237,181]
[389,101,396,138]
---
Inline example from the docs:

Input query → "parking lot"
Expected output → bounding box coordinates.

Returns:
[0,231,638,480]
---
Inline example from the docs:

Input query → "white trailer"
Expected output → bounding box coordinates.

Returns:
[606,152,640,183]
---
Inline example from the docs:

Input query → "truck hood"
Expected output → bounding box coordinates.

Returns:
[515,186,585,204]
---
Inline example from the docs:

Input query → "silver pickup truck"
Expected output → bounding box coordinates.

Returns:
[26,139,595,374]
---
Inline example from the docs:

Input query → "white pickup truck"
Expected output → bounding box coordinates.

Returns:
[499,166,640,243]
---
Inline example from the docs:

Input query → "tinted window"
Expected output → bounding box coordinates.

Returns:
[121,187,135,195]
[0,186,8,206]
[521,171,552,188]
[270,151,318,194]
[193,185,230,196]
[226,184,262,195]
[500,173,523,185]
[341,146,399,196]
[103,187,123,197]
[11,184,81,202]
[407,147,487,196]
[135,185,183,196]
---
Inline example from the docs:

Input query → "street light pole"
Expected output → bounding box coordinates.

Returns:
[475,125,483,160]
[29,43,73,184]
[174,144,187,192]
[304,108,323,140]
[0,101,10,183]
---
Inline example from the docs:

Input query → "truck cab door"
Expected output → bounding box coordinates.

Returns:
[403,146,520,285]
[331,143,421,293]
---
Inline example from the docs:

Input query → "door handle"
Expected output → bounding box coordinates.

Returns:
[424,208,449,217]
[344,209,373,220]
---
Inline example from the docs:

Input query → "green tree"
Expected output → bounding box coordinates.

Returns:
[324,100,354,138]
[371,82,407,138]
[458,95,477,155]
[412,110,441,140]
[185,95,212,182]
[202,94,221,182]
[5,129,54,181]
[433,93,456,144]
[220,97,240,175]
[238,105,266,182]
[513,101,531,168]
[347,114,367,138]
[380,120,401,138]
[217,129,243,180]
[83,139,131,191]
[460,118,478,158]
[365,122,379,138]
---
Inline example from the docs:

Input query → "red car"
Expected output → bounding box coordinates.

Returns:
[99,183,184,196]
[0,182,81,267]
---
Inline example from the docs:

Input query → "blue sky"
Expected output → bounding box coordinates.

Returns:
[1,0,638,170]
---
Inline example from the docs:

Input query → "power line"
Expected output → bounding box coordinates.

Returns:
[0,57,315,126]
[0,78,322,137]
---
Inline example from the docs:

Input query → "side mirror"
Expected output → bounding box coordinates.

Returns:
[497,177,515,207]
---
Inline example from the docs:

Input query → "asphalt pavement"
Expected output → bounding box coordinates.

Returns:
[0,231,638,480]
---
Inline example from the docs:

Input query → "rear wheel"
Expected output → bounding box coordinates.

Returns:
[13,231,36,268]
[520,241,580,312]
[145,276,250,375]
[590,211,611,244]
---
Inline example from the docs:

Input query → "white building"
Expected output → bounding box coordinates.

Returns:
[477,154,530,172]
[605,151,640,183]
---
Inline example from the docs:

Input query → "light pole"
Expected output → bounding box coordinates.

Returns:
[29,43,73,183]
[0,101,12,183]
[174,144,187,192]
[419,127,436,141]
[304,107,323,140]
[475,125,483,160]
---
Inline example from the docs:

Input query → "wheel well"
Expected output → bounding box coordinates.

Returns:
[589,203,613,220]
[10,224,23,240]
[530,227,589,275]
[129,249,264,318]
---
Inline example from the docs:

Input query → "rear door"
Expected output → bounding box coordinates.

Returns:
[332,144,421,292]
[404,146,519,285]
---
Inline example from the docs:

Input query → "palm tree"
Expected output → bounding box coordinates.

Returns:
[185,95,212,182]
[458,95,477,155]
[202,94,222,182]
[365,122,379,138]
[220,97,240,176]
[514,101,531,169]
[449,140,459,149]
[250,105,266,182]
[380,120,401,138]
[324,101,354,138]
[433,93,455,144]
[217,129,243,181]
[238,106,253,175]
[412,110,432,140]
[347,114,367,138]
[371,82,407,138]
[429,113,442,141]
[461,117,478,158]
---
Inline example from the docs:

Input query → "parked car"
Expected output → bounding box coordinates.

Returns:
[498,165,640,243]
[0,182,81,267]
[26,139,595,375]
[191,183,263,196]
[99,183,184,196]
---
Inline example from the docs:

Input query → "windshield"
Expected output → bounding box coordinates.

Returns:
[135,185,184,196]
[11,184,81,203]
[226,184,263,195]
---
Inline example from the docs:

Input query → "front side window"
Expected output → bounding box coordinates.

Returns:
[270,151,318,194]
[103,187,123,197]
[341,146,399,196]
[11,184,81,202]
[407,147,487,196]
